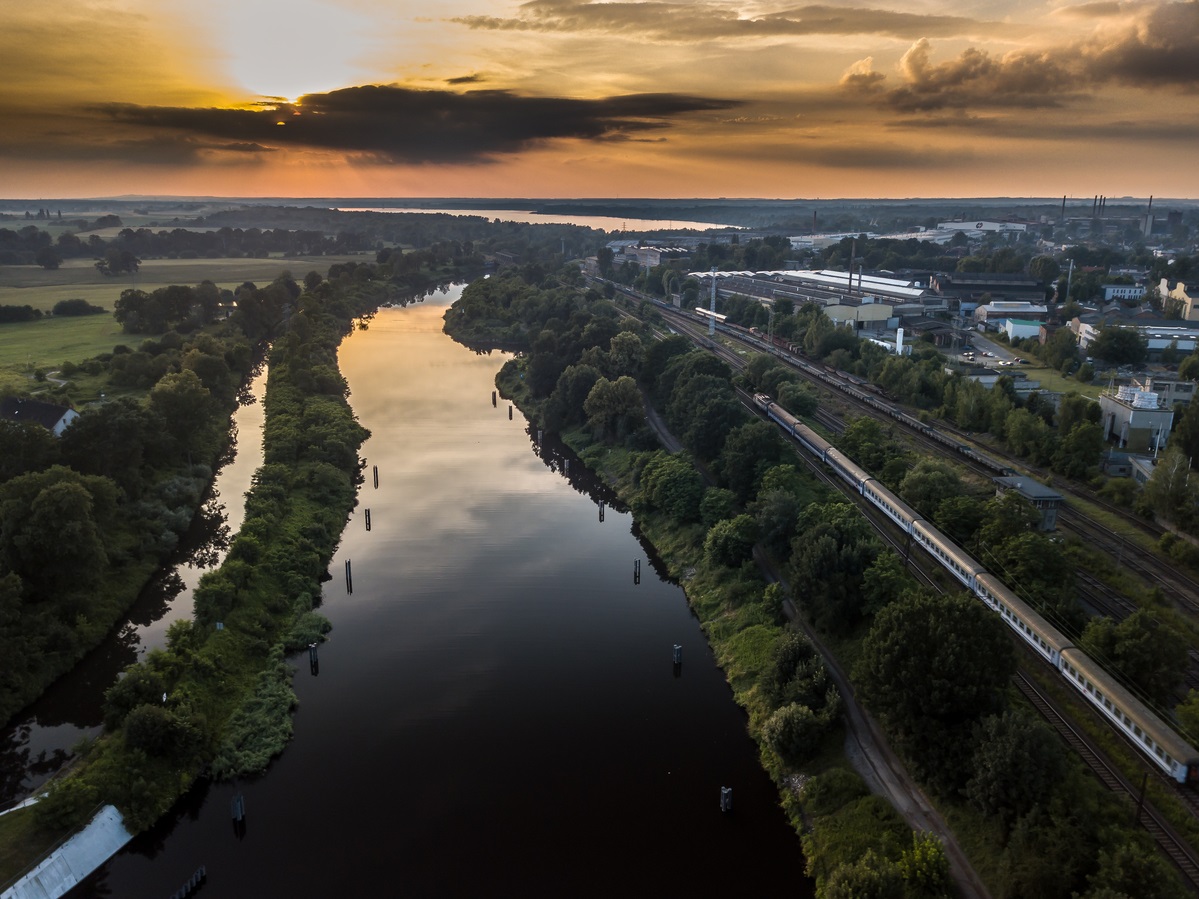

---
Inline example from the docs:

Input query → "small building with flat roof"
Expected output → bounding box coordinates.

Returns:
[993,476,1063,531]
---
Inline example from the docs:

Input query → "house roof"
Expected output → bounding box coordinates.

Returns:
[0,397,73,430]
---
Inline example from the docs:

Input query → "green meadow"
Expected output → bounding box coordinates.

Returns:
[0,255,366,311]
[0,255,367,387]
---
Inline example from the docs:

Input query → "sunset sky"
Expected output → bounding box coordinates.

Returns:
[2,0,1197,199]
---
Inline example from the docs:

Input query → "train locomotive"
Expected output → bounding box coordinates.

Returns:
[753,392,1199,784]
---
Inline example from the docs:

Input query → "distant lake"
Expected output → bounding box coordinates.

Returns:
[336,207,737,233]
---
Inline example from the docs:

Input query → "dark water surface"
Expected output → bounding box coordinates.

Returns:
[78,287,810,897]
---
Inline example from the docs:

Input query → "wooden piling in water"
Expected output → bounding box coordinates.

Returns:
[345,559,353,594]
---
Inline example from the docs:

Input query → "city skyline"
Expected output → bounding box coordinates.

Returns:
[2,0,1198,199]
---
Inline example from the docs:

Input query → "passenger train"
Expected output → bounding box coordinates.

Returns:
[753,392,1199,784]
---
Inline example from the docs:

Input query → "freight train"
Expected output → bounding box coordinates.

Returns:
[687,305,1011,476]
[754,392,1199,784]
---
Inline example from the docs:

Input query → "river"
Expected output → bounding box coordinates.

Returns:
[0,370,267,809]
[336,207,738,233]
[70,283,808,896]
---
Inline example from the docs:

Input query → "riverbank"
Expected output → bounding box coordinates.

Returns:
[0,274,382,887]
[0,806,131,899]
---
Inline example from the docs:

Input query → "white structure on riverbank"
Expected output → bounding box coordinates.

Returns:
[1,805,132,899]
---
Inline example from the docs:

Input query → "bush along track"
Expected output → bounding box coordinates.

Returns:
[28,273,379,837]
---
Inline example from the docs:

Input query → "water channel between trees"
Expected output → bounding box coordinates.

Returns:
[0,368,266,809]
[50,283,806,896]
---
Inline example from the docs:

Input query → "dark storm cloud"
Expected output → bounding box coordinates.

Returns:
[95,84,739,163]
[452,0,1019,41]
[861,1,1199,115]
[1079,0,1199,88]
[446,74,487,84]
[881,40,1078,112]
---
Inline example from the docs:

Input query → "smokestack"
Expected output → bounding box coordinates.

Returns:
[1092,195,1098,215]
[1148,195,1154,215]
[812,210,817,234]
[848,239,856,293]
[1061,195,1066,221]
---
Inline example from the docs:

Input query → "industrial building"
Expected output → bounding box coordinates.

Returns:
[1098,387,1174,452]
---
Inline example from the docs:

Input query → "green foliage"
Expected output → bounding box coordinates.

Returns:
[1080,608,1189,704]
[803,794,909,894]
[699,487,738,528]
[104,665,168,729]
[762,702,827,766]
[210,651,298,780]
[855,591,1015,791]
[897,460,961,518]
[896,832,952,898]
[123,704,198,760]
[789,503,880,634]
[964,711,1068,833]
[31,776,100,833]
[823,849,904,898]
[1082,842,1190,899]
[703,513,758,567]
[839,417,909,474]
[639,452,704,521]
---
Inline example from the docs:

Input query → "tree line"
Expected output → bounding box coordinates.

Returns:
[444,266,1191,897]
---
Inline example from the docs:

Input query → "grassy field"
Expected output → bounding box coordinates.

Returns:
[0,255,368,311]
[0,315,129,373]
[1017,363,1104,399]
[0,255,367,389]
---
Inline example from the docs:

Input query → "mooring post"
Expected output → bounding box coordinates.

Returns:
[373,465,379,489]
[508,404,513,420]
[345,559,353,594]
[565,459,570,473]
[672,644,682,665]
[634,559,641,584]
[720,786,733,812]
[492,390,497,407]
[598,502,605,522]
[365,508,371,531]
[537,429,544,442]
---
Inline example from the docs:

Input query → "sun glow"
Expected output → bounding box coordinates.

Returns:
[212,0,379,98]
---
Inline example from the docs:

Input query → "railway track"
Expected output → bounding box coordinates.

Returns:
[1015,672,1199,888]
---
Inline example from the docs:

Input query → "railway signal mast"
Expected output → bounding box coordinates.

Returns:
[708,267,717,337]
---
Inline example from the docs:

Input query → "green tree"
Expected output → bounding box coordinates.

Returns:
[583,375,644,440]
[965,711,1068,832]
[751,488,804,559]
[639,452,703,521]
[699,487,737,528]
[898,460,961,517]
[716,420,787,501]
[34,246,62,270]
[1090,326,1148,366]
[0,466,117,600]
[789,503,880,633]
[703,513,757,567]
[1081,609,1189,704]
[855,591,1015,788]
[1053,421,1103,479]
[149,369,217,462]
[607,330,645,379]
[1029,255,1061,284]
[1083,842,1190,899]
[823,849,904,899]
[897,832,952,898]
